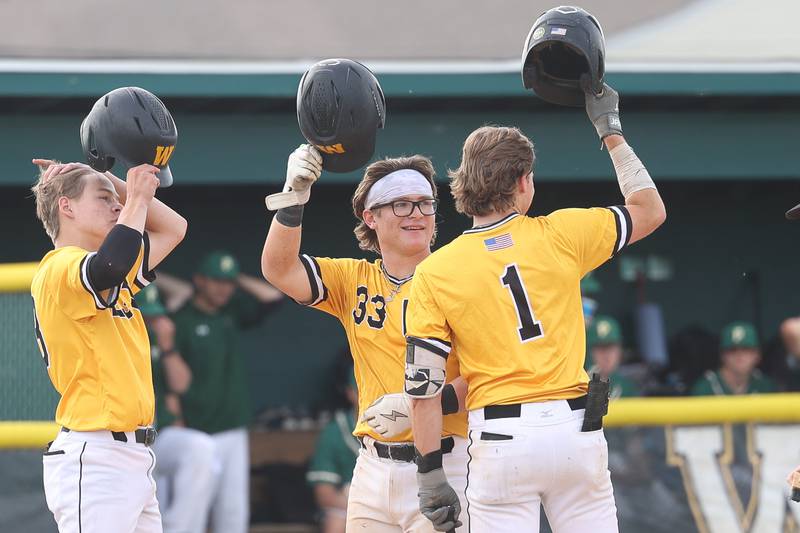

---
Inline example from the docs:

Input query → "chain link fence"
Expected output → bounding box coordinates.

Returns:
[0,292,58,420]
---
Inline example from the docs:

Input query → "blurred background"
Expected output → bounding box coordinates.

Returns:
[1,0,799,532]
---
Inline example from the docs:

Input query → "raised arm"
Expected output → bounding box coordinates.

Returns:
[153,271,194,312]
[260,145,322,303]
[237,273,284,304]
[585,85,667,245]
[105,166,187,268]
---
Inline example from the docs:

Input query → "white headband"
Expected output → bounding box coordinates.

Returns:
[365,169,433,209]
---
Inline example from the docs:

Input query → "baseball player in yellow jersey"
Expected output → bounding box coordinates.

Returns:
[30,158,186,533]
[261,146,469,532]
[405,84,667,532]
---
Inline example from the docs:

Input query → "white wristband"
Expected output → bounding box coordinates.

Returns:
[609,143,656,199]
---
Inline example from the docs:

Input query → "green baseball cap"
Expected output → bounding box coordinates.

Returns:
[197,251,240,280]
[588,315,622,348]
[720,321,759,350]
[137,284,166,317]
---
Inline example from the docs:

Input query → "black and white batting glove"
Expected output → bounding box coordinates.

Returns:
[361,393,412,438]
[416,451,462,531]
[584,82,622,142]
[265,144,322,210]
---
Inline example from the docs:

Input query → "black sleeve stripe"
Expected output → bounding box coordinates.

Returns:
[79,253,119,309]
[134,232,156,289]
[299,254,326,306]
[307,255,328,303]
[407,336,450,359]
[608,205,632,256]
[611,208,622,254]
[620,206,633,248]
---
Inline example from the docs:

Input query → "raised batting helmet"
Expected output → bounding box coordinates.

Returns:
[522,6,605,107]
[297,58,386,173]
[80,87,178,187]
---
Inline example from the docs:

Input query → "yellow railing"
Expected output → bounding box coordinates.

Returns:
[3,394,800,448]
[3,262,800,447]
[0,422,59,448]
[604,393,800,427]
[0,262,38,292]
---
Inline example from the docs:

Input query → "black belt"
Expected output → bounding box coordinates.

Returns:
[483,395,588,420]
[62,427,157,446]
[360,436,455,463]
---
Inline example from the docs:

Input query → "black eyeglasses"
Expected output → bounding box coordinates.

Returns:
[373,199,438,217]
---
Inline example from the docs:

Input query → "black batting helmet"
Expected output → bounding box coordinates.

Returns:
[522,6,605,107]
[80,87,178,187]
[297,58,386,173]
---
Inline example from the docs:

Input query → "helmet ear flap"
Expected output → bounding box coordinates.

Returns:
[80,121,114,172]
[88,153,115,173]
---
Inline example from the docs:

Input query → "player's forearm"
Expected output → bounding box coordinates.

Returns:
[237,273,284,303]
[261,218,302,282]
[606,139,666,244]
[411,397,444,455]
[116,196,148,234]
[603,134,625,151]
[314,484,348,510]
[154,272,194,312]
[106,171,187,247]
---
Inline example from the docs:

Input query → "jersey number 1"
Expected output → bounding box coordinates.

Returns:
[501,264,543,343]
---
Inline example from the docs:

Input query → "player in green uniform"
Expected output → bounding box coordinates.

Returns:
[307,372,360,533]
[169,251,284,533]
[587,316,639,399]
[691,321,776,396]
[138,284,216,533]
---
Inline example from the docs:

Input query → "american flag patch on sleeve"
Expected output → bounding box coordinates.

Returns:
[484,233,514,251]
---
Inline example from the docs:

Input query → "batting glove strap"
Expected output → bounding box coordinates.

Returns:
[585,83,623,142]
[415,449,443,473]
[275,205,304,227]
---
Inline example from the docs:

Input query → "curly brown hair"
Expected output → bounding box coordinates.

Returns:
[352,155,438,254]
[449,126,535,217]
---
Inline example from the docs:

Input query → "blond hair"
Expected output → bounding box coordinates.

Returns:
[449,126,535,217]
[352,155,437,254]
[31,163,94,242]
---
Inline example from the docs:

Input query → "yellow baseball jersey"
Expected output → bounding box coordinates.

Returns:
[300,255,467,442]
[406,208,632,410]
[30,234,157,431]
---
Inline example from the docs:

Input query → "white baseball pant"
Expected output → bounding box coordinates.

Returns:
[465,399,618,533]
[346,435,469,532]
[43,428,161,533]
[152,426,217,533]
[208,427,249,533]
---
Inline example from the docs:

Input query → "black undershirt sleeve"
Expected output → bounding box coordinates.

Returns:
[87,224,142,291]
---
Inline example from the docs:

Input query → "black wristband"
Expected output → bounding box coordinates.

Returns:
[275,205,304,227]
[441,384,458,415]
[415,449,443,473]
